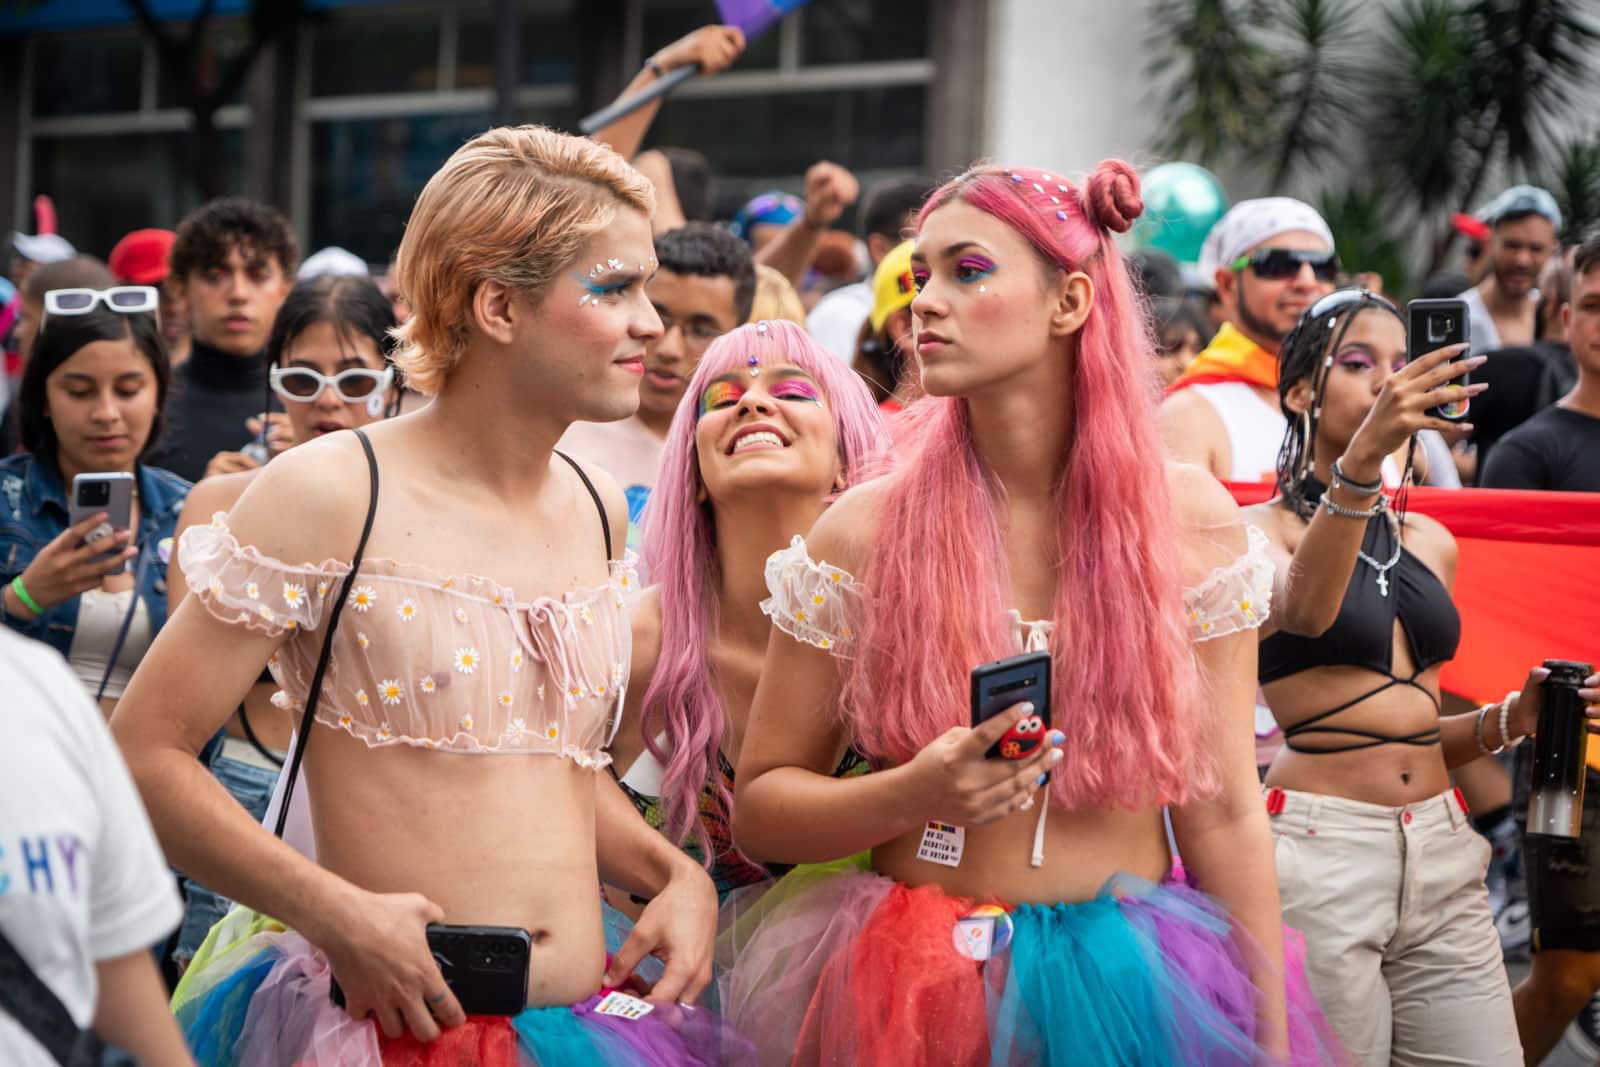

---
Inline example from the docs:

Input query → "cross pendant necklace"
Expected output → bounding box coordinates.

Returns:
[1357,512,1403,598]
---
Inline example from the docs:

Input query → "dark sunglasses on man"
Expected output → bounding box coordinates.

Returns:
[1229,248,1341,283]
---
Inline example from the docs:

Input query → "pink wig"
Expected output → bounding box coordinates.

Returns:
[841,161,1219,809]
[639,319,891,856]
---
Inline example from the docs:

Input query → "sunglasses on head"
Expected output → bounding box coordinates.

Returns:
[270,366,394,404]
[44,286,160,316]
[1229,248,1341,282]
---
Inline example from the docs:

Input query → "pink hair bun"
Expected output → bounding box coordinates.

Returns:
[1084,160,1142,234]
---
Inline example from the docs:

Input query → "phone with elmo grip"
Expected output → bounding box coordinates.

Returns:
[330,924,532,1016]
[971,651,1052,777]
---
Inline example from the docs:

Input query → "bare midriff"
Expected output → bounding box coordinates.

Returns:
[304,727,605,1007]
[1263,659,1451,808]
[873,802,1170,905]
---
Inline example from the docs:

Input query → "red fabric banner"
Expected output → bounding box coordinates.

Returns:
[1225,485,1600,705]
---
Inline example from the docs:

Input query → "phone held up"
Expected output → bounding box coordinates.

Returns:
[1406,298,1471,420]
[971,650,1052,778]
[67,473,135,576]
[330,924,532,1016]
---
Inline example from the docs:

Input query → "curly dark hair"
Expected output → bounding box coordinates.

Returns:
[1274,288,1406,519]
[655,222,756,323]
[169,197,299,282]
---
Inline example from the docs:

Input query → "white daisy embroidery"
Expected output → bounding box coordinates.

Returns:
[357,632,370,650]
[257,604,275,622]
[498,690,513,709]
[356,688,370,706]
[349,586,377,612]
[283,582,305,608]
[510,648,524,672]
[506,718,527,743]
[316,581,330,598]
[338,712,352,728]
[419,675,436,694]
[377,722,393,741]
[397,598,419,623]
[454,607,468,624]
[580,605,595,626]
[380,679,403,705]
[207,577,224,598]
[545,722,560,742]
[537,683,546,701]
[245,581,260,600]
[453,648,480,674]
[610,662,625,688]
[493,592,505,607]
[459,713,475,732]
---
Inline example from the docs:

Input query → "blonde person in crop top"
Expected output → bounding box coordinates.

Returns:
[111,127,747,1066]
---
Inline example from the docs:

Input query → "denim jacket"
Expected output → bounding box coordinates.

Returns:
[0,452,191,657]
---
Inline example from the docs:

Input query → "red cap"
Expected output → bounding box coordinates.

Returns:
[1450,212,1490,244]
[109,228,175,284]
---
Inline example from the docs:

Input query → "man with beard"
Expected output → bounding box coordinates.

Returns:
[1460,185,1560,355]
[559,222,755,549]
[1158,197,1337,484]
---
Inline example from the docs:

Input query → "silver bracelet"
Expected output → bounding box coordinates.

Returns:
[1330,457,1383,497]
[1475,704,1506,756]
[1319,490,1386,520]
[1499,693,1525,749]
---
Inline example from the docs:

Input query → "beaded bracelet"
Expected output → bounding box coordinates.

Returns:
[1475,704,1504,756]
[1319,490,1386,520]
[9,576,44,616]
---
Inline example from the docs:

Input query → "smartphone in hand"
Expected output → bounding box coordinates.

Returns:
[1406,298,1471,420]
[330,924,532,1017]
[68,473,135,576]
[971,651,1052,766]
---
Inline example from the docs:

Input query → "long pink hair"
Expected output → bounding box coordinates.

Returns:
[841,161,1218,809]
[640,320,890,856]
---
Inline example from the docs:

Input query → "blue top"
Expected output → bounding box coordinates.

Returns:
[0,452,191,658]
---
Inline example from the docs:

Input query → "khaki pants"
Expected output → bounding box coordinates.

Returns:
[1268,787,1522,1066]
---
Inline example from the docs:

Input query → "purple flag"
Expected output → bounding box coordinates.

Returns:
[715,0,810,40]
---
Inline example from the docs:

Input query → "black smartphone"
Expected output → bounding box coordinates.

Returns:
[970,651,1052,763]
[1406,298,1471,420]
[330,924,532,1016]
[67,473,135,577]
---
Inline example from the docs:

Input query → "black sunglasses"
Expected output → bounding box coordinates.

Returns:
[1230,248,1341,282]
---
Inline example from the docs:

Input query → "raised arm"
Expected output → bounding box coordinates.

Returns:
[1270,342,1481,638]
[754,162,859,288]
[588,25,745,163]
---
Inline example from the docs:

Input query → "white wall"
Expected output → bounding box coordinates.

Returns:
[983,0,1167,174]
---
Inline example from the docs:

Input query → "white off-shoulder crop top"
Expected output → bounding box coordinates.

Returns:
[180,514,636,769]
[761,524,1275,657]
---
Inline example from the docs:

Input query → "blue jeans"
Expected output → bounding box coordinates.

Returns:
[172,743,281,964]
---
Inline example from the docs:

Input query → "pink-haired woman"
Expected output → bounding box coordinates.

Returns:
[605,319,888,921]
[722,162,1344,1065]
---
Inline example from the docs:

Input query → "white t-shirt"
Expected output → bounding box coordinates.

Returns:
[0,629,183,1066]
[806,281,873,363]
[1459,284,1540,355]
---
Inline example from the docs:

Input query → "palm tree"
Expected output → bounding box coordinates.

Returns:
[1543,132,1600,242]
[1266,0,1362,190]
[1146,0,1283,167]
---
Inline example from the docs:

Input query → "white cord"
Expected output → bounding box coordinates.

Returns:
[1030,797,1049,868]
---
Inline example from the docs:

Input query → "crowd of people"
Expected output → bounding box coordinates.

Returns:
[2,20,1599,1067]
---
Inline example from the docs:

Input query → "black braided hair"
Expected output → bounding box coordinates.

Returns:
[1273,289,1409,520]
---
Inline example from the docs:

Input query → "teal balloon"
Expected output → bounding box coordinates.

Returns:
[1132,163,1228,267]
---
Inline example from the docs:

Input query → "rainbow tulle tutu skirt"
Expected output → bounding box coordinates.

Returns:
[715,857,1347,1066]
[170,906,755,1066]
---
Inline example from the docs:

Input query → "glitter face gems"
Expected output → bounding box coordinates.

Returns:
[747,354,762,378]
[699,380,744,418]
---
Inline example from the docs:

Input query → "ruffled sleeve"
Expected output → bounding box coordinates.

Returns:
[1182,524,1274,643]
[761,535,863,656]
[178,514,350,637]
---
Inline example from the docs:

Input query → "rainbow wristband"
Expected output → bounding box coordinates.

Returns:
[10,576,44,616]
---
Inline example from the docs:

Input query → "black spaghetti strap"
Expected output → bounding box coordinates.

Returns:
[555,450,614,562]
[1281,670,1444,754]
[272,429,380,838]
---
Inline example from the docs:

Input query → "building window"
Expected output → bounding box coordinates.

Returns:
[31,31,142,117]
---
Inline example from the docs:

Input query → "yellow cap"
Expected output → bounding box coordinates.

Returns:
[869,239,916,333]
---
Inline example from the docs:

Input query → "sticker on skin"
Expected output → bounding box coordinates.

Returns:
[917,820,964,867]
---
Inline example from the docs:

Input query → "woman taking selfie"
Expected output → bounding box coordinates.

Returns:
[721,161,1339,1065]
[1247,288,1533,1063]
[113,126,748,1064]
[0,287,187,715]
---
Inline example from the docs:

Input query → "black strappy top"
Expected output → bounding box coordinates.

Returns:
[1259,484,1461,753]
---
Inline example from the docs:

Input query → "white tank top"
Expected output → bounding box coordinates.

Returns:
[1188,382,1286,483]
[67,588,152,701]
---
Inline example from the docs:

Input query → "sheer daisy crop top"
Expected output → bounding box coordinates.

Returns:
[762,525,1274,658]
[179,503,635,770]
